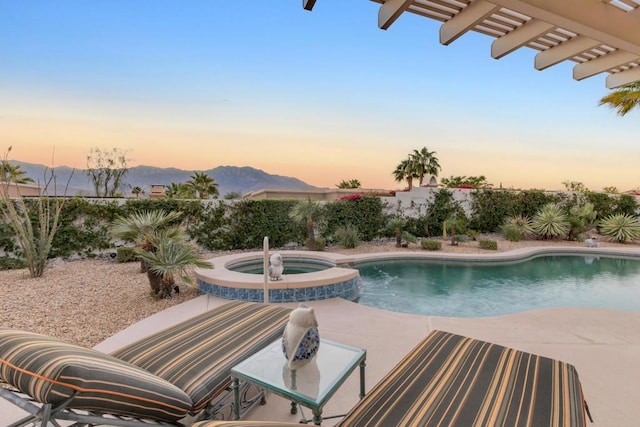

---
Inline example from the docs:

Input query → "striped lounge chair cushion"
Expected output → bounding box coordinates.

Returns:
[0,327,192,422]
[192,423,302,427]
[110,300,292,412]
[340,330,588,427]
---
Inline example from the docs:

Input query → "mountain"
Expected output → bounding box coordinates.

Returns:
[10,161,320,196]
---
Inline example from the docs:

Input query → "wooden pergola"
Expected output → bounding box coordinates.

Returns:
[303,0,640,88]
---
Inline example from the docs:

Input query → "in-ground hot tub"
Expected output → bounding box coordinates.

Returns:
[195,251,363,303]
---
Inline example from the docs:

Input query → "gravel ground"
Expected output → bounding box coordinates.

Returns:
[1,236,636,348]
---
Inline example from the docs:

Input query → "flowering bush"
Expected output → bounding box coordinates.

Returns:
[339,194,362,201]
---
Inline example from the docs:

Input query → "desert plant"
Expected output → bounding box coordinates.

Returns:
[333,224,360,249]
[110,209,182,271]
[531,203,570,239]
[567,202,597,241]
[443,216,466,246]
[387,216,406,247]
[0,148,71,277]
[289,199,324,250]
[599,213,640,243]
[135,230,212,299]
[401,231,417,247]
[421,239,442,251]
[501,215,534,242]
[116,246,138,263]
[479,239,498,250]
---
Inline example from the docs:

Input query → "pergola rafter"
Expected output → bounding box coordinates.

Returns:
[303,0,640,88]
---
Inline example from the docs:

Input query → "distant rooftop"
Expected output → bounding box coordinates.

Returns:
[303,0,640,88]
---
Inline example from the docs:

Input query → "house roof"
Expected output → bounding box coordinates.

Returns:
[303,0,640,88]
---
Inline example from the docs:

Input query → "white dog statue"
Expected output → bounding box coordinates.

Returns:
[282,303,320,370]
[585,237,599,248]
[268,253,284,281]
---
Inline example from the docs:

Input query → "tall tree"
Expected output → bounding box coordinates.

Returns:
[598,82,640,116]
[392,158,416,190]
[411,147,441,186]
[186,172,219,199]
[0,161,34,184]
[165,182,195,199]
[86,147,129,197]
[131,186,144,198]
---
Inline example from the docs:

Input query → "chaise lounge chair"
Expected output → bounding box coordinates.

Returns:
[192,330,591,427]
[0,300,292,427]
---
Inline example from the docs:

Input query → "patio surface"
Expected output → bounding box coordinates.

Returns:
[3,293,637,426]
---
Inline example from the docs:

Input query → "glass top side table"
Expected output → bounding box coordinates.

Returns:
[231,338,366,425]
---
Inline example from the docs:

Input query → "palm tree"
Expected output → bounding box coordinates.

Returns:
[187,172,219,199]
[110,210,182,272]
[131,186,144,198]
[411,147,441,186]
[0,161,34,184]
[598,82,640,116]
[392,159,417,190]
[289,199,324,250]
[165,182,195,199]
[136,230,212,299]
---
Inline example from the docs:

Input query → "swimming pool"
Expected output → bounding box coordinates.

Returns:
[357,255,640,317]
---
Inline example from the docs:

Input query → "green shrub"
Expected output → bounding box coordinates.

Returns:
[532,203,570,239]
[421,239,442,251]
[333,225,360,249]
[454,234,468,243]
[116,246,139,263]
[478,239,498,250]
[324,196,386,241]
[599,213,640,243]
[0,257,27,270]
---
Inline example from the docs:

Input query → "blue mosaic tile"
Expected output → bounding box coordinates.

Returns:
[294,288,306,301]
[199,273,362,303]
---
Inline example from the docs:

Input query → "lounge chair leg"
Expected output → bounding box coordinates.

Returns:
[359,359,366,399]
[232,377,240,420]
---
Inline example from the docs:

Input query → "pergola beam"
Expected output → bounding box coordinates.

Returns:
[606,67,640,89]
[440,0,500,45]
[491,19,555,59]
[302,0,317,11]
[491,0,640,56]
[378,0,412,30]
[574,50,640,81]
[534,36,600,70]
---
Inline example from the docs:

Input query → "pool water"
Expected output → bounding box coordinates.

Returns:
[228,258,334,275]
[357,255,640,317]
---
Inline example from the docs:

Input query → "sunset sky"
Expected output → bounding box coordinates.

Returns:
[2,1,638,191]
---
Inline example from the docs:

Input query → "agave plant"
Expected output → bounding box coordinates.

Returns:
[599,213,640,243]
[531,203,570,239]
[135,229,212,299]
[501,215,534,242]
